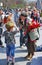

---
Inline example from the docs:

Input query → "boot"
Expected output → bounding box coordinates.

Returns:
[7,62,9,65]
[11,62,14,65]
[27,53,33,60]
[25,53,30,59]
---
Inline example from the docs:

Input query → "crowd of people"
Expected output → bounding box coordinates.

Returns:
[0,6,40,65]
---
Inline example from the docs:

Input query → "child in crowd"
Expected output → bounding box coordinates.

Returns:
[3,21,19,65]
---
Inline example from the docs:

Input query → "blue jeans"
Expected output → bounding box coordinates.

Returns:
[6,43,15,57]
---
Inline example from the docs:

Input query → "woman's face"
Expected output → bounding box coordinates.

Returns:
[20,16,26,21]
[0,10,3,15]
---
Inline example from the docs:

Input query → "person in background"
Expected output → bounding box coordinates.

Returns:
[31,7,40,34]
[0,9,4,47]
[37,10,40,23]
[14,9,19,26]
[31,7,38,22]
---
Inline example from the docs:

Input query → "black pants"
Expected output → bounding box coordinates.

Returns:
[20,30,23,46]
[0,36,2,45]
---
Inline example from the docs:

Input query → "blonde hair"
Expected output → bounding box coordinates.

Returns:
[5,21,14,30]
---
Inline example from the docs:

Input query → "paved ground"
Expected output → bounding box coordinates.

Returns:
[0,27,42,65]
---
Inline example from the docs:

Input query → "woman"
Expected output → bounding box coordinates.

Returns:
[18,12,27,47]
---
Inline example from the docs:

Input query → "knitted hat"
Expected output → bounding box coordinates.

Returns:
[21,11,27,17]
